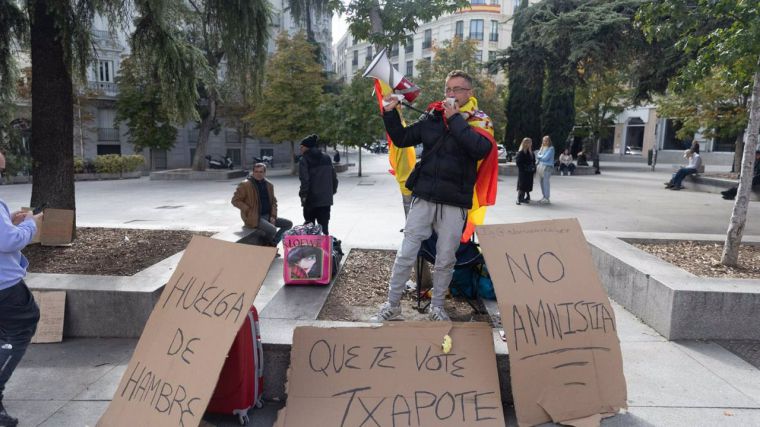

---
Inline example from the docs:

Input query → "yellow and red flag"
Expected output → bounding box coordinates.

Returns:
[373,80,416,197]
[459,96,498,242]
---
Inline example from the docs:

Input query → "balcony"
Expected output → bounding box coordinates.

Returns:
[97,128,120,141]
[87,81,118,96]
[91,29,110,39]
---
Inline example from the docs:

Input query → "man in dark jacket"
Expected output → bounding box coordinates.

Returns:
[298,135,338,235]
[721,150,760,200]
[231,163,292,246]
[370,70,493,322]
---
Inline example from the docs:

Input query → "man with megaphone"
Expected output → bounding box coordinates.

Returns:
[370,70,496,323]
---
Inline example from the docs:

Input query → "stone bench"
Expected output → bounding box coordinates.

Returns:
[333,163,349,173]
[27,225,265,338]
[675,174,760,201]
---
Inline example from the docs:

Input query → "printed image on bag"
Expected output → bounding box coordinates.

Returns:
[283,234,333,285]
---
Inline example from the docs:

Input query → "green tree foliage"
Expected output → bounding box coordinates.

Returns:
[502,0,544,150]
[115,57,177,151]
[638,0,760,266]
[574,70,629,155]
[250,32,326,171]
[414,37,506,142]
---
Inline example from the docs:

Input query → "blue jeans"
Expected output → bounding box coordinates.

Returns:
[539,165,552,199]
[671,168,697,187]
[0,280,40,399]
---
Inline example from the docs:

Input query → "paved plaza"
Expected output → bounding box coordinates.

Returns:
[2,151,760,426]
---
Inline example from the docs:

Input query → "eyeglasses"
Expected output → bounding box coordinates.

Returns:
[445,86,471,94]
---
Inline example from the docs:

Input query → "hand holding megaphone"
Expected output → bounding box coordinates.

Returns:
[382,94,404,111]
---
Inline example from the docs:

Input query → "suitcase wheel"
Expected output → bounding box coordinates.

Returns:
[238,413,250,426]
[255,399,264,409]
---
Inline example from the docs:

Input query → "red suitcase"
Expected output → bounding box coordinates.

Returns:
[207,305,264,425]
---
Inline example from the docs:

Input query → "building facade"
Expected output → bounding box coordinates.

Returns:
[9,7,333,173]
[334,1,522,84]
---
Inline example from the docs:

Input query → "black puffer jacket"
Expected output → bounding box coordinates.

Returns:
[383,109,492,209]
[299,147,338,207]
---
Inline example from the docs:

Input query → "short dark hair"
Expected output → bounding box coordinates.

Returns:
[446,70,473,88]
[253,163,267,172]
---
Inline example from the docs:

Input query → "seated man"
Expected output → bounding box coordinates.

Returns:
[722,150,760,200]
[665,143,702,190]
[232,163,292,247]
[559,149,576,176]
[576,151,589,166]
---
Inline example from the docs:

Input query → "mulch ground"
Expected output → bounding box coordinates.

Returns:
[631,240,760,279]
[318,249,493,323]
[22,227,213,276]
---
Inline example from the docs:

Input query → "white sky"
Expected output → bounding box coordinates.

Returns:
[332,13,349,43]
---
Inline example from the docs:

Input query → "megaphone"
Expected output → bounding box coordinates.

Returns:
[363,48,420,103]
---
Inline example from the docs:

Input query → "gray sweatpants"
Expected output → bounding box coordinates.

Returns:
[387,197,467,308]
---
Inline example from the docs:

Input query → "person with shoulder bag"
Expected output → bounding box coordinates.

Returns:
[515,138,536,205]
[535,135,555,204]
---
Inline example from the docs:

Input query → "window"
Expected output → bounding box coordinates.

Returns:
[96,60,114,82]
[404,36,414,54]
[491,0,500,4]
[226,148,241,167]
[352,50,358,66]
[471,0,486,4]
[488,51,498,62]
[190,148,196,165]
[366,46,373,62]
[490,20,499,42]
[390,43,399,57]
[151,150,167,170]
[469,20,484,40]
[423,29,432,49]
[475,50,483,63]
[97,144,121,155]
[455,20,464,39]
[406,60,413,76]
[663,119,692,150]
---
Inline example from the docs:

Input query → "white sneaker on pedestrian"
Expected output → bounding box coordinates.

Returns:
[369,302,403,323]
[539,198,550,204]
[428,306,451,321]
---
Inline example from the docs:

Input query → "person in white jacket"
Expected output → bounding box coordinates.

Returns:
[665,142,702,190]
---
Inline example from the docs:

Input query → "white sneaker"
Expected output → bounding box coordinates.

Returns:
[369,302,403,323]
[428,306,451,321]
[539,198,551,204]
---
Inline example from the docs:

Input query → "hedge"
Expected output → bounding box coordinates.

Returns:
[74,155,145,174]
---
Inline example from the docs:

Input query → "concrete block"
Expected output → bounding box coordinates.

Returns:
[149,168,247,180]
[587,231,760,340]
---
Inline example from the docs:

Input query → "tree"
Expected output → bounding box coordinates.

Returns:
[115,57,177,152]
[638,0,760,266]
[250,32,326,173]
[656,67,751,172]
[574,69,629,161]
[414,37,507,142]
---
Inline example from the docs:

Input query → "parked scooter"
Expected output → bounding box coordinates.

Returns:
[206,155,234,170]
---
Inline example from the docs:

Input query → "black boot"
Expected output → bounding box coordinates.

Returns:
[0,400,18,427]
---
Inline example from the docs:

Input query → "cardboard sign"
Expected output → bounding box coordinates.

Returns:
[276,323,505,427]
[98,236,276,427]
[477,219,627,427]
[40,208,74,246]
[30,290,66,343]
[282,234,332,285]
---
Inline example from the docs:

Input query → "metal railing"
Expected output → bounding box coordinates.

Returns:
[97,128,120,141]
[87,81,118,95]
[91,29,110,39]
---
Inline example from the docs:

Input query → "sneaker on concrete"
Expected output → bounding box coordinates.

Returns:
[539,198,551,204]
[0,402,18,427]
[428,306,451,321]
[369,302,403,323]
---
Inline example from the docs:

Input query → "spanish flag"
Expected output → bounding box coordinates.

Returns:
[373,80,416,197]
[459,96,498,242]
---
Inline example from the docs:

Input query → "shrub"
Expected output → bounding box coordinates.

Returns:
[92,154,145,174]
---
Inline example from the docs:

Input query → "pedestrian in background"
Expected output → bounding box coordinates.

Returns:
[298,134,338,235]
[536,135,555,204]
[515,138,536,205]
[0,150,43,427]
[559,148,576,176]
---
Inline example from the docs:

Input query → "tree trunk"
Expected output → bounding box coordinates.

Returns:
[192,94,217,171]
[290,141,297,175]
[238,125,247,170]
[732,130,745,173]
[368,1,384,39]
[722,59,760,266]
[358,145,362,177]
[30,0,75,222]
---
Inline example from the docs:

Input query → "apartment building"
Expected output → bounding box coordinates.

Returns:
[334,0,522,84]
[11,6,333,172]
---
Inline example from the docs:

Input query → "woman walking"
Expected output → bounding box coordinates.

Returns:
[515,138,536,205]
[536,135,555,204]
